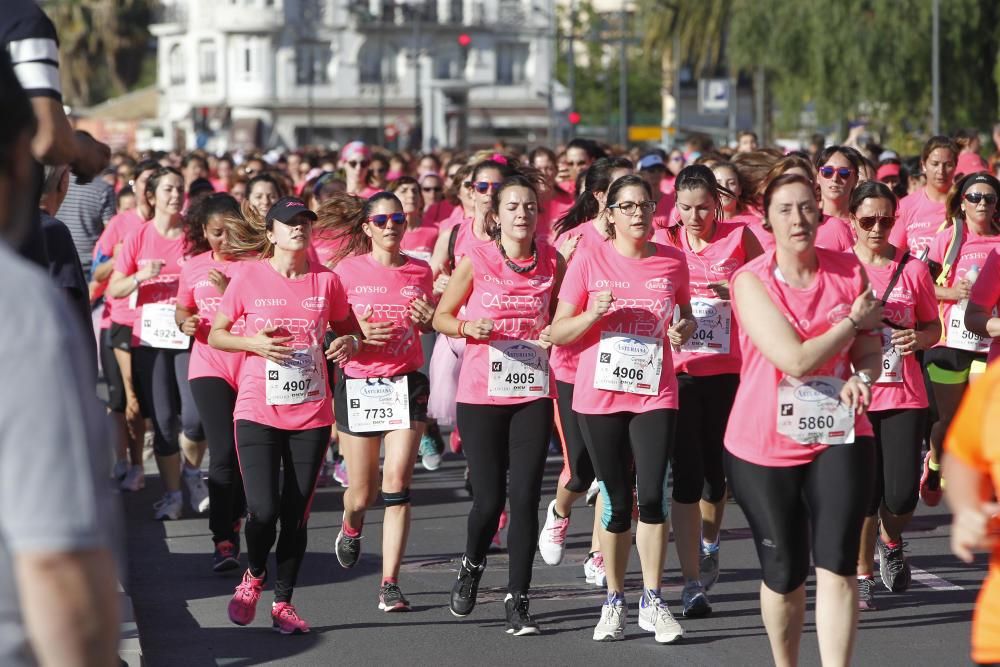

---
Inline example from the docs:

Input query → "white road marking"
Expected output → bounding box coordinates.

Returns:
[910,566,964,591]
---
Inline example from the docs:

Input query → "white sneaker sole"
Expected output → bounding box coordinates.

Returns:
[593,628,624,641]
[638,616,684,644]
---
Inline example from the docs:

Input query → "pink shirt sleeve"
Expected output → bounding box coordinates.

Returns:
[176,263,196,310]
[912,260,940,322]
[557,255,589,310]
[219,274,246,323]
[927,229,947,264]
[971,251,1000,312]
[326,273,351,324]
[114,230,140,276]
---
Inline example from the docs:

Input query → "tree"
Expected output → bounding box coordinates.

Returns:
[44,0,155,107]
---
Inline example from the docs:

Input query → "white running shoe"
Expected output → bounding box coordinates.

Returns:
[638,594,684,644]
[153,493,183,521]
[538,500,570,565]
[584,552,606,587]
[184,470,210,513]
[112,459,129,481]
[120,465,145,492]
[142,429,155,461]
[593,600,626,641]
[585,479,600,506]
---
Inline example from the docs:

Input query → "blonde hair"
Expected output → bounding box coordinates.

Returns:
[224,200,273,258]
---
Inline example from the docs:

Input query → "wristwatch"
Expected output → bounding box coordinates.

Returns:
[854,371,874,388]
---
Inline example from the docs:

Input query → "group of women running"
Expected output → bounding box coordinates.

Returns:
[88,136,1000,663]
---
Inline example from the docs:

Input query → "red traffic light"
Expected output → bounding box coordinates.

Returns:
[568,111,581,125]
[457,33,471,47]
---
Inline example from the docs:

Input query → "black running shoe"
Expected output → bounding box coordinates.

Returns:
[335,529,362,568]
[212,540,240,573]
[876,537,911,593]
[857,576,877,611]
[505,592,540,636]
[378,582,411,612]
[450,556,485,617]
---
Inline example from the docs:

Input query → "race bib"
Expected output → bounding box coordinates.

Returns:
[681,297,732,355]
[345,376,411,432]
[265,346,325,406]
[776,376,856,445]
[593,332,663,395]
[404,250,432,263]
[946,302,991,353]
[877,328,903,384]
[487,340,550,397]
[138,303,189,349]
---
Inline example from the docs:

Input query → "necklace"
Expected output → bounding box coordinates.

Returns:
[497,238,538,274]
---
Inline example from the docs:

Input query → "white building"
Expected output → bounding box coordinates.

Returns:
[150,0,566,152]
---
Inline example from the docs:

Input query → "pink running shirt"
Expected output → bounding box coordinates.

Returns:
[889,189,947,255]
[815,215,854,252]
[334,254,434,378]
[559,241,691,414]
[549,221,609,383]
[724,248,875,467]
[219,259,350,430]
[458,241,560,405]
[673,222,750,376]
[400,223,440,264]
[99,210,146,328]
[928,226,1000,349]
[177,252,246,386]
[864,251,937,411]
[113,223,187,345]
[969,250,1000,364]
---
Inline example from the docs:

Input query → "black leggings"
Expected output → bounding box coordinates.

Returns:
[555,381,595,493]
[672,373,739,504]
[132,347,203,456]
[579,409,677,534]
[726,440,875,594]
[867,408,927,517]
[235,420,329,603]
[190,377,246,544]
[100,328,126,413]
[456,399,552,593]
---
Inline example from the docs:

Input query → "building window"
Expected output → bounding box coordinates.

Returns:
[434,51,458,80]
[168,44,185,85]
[296,43,331,84]
[495,42,527,85]
[449,0,463,22]
[198,40,217,84]
[358,40,397,84]
[238,40,257,82]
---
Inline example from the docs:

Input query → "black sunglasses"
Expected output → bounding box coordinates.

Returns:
[422,186,443,193]
[964,192,998,205]
[856,215,895,231]
[474,181,501,194]
[348,160,370,169]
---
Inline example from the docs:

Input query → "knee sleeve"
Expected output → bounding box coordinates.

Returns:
[383,488,411,507]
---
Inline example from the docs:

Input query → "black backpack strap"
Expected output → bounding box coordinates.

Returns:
[879,252,911,305]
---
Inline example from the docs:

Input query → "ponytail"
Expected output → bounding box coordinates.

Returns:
[319,191,403,265]
[554,156,633,237]
[224,200,272,259]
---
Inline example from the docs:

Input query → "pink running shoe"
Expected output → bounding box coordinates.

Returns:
[450,428,463,455]
[228,569,264,626]
[490,509,509,552]
[271,602,311,634]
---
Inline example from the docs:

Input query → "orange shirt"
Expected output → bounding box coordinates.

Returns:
[945,361,1000,664]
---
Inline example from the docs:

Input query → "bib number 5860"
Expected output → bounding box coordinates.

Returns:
[798,415,835,430]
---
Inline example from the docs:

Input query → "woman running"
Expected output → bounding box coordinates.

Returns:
[725,173,883,666]
[325,192,435,613]
[890,136,958,256]
[389,176,439,264]
[434,173,564,636]
[209,196,362,635]
[537,157,631,587]
[847,181,940,611]
[551,174,696,644]
[813,145,861,251]
[922,172,1000,506]
[711,161,758,225]
[107,167,204,521]
[175,193,250,571]
[247,173,283,219]
[669,165,763,618]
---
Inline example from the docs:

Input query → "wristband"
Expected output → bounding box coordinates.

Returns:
[348,334,361,352]
[458,320,467,338]
[846,315,861,331]
[132,275,142,289]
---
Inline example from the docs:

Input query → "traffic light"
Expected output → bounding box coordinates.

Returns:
[568,111,581,126]
[457,33,471,70]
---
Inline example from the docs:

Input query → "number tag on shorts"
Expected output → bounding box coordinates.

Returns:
[346,376,411,432]
[776,376,855,445]
[487,340,550,398]
[946,302,992,353]
[877,328,903,384]
[593,332,663,395]
[265,346,325,406]
[681,297,732,355]
[138,303,189,349]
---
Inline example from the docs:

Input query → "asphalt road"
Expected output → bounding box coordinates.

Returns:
[122,454,984,666]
